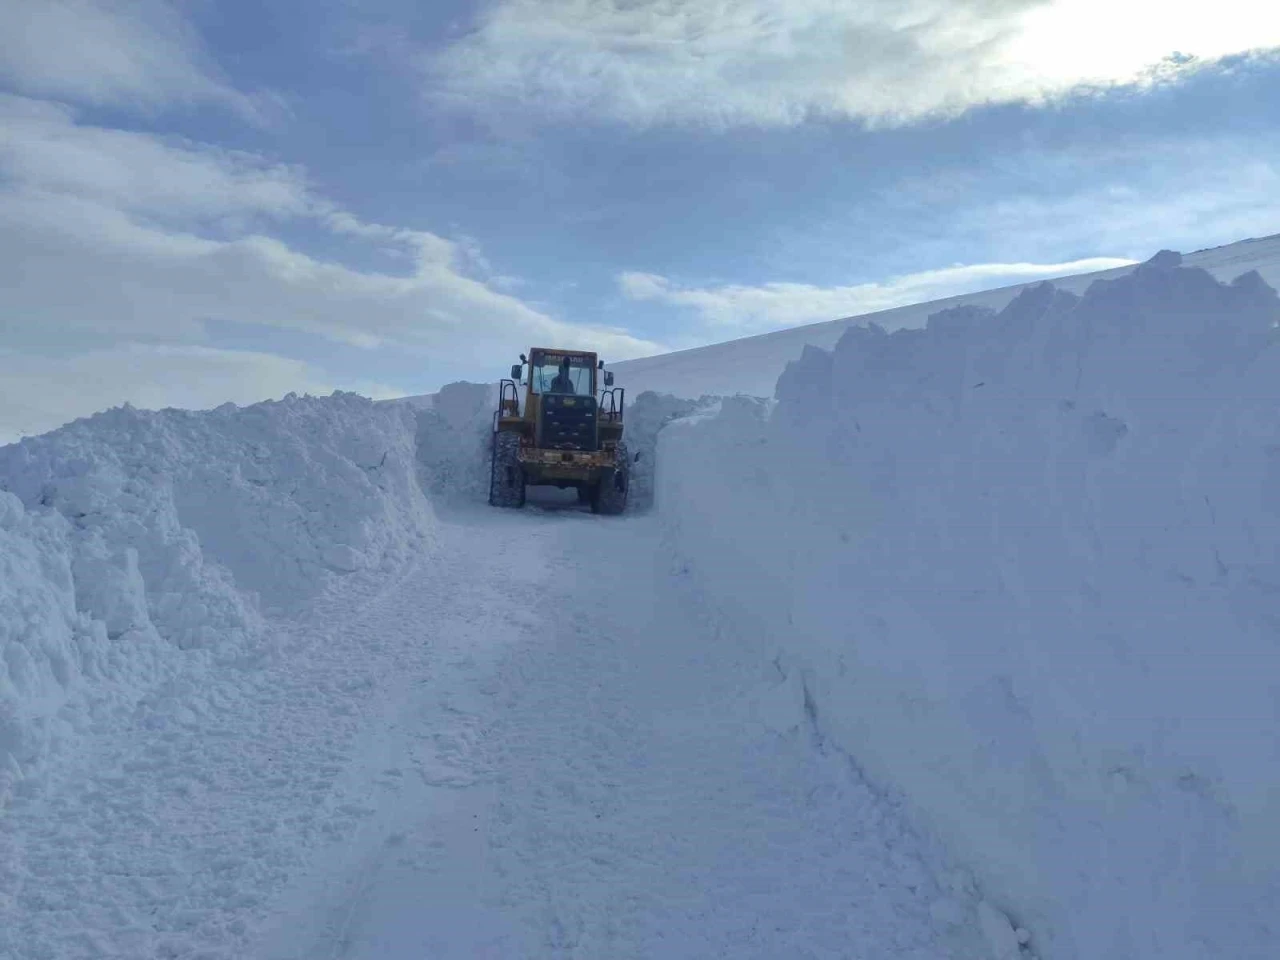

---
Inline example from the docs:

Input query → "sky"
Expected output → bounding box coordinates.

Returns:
[2,0,1279,440]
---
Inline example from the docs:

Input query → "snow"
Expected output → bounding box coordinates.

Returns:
[0,497,995,959]
[255,512,991,960]
[412,380,496,503]
[0,392,432,804]
[3,236,1280,959]
[654,251,1280,958]
[613,232,1280,399]
[0,392,431,619]
[624,391,717,509]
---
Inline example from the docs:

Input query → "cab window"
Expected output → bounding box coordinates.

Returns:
[530,353,594,395]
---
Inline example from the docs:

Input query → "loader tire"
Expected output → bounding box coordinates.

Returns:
[488,431,526,508]
[591,441,629,516]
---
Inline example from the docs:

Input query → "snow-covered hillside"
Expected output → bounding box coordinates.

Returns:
[655,251,1280,958]
[614,233,1280,398]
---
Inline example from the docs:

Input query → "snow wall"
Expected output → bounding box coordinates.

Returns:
[655,252,1280,960]
[0,392,433,806]
[413,381,497,503]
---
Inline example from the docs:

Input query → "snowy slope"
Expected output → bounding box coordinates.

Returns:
[655,251,1280,958]
[613,233,1280,398]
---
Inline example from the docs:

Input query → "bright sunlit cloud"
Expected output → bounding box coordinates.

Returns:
[427,0,1280,128]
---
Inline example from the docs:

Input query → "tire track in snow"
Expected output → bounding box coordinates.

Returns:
[301,506,992,959]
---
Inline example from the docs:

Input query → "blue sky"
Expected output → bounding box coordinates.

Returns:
[2,0,1279,439]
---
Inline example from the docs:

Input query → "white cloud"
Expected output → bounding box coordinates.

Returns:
[0,95,661,353]
[426,0,1280,128]
[0,96,664,438]
[0,96,308,227]
[0,0,254,115]
[619,257,1137,334]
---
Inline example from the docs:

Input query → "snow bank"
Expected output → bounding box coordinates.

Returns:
[0,392,432,799]
[413,381,496,502]
[1,392,431,616]
[625,391,716,510]
[656,253,1280,959]
[1,491,160,806]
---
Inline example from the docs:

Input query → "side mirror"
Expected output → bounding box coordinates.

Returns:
[634,451,642,462]
[598,359,604,369]
[510,364,522,380]
[604,371,614,386]
[519,354,527,363]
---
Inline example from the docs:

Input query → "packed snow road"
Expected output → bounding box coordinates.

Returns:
[3,495,989,959]
[256,499,990,960]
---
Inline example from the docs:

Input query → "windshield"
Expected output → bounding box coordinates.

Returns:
[531,352,594,395]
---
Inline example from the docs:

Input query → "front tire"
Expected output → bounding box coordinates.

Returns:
[591,441,629,515]
[488,431,526,508]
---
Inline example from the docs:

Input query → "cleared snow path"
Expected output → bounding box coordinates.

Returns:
[258,502,990,960]
[3,499,992,959]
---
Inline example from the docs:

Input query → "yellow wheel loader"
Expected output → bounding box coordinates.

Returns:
[488,348,629,514]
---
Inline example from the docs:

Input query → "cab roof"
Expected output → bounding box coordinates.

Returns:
[530,347,598,358]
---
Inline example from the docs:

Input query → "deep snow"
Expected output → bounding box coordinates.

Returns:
[2,242,1278,960]
[0,495,1000,960]
[655,252,1280,958]
[0,393,431,806]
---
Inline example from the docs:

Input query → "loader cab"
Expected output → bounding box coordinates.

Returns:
[528,350,596,396]
[514,349,596,451]
[503,348,621,442]
[512,349,615,399]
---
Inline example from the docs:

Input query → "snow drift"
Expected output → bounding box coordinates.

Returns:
[0,392,432,802]
[655,252,1280,959]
